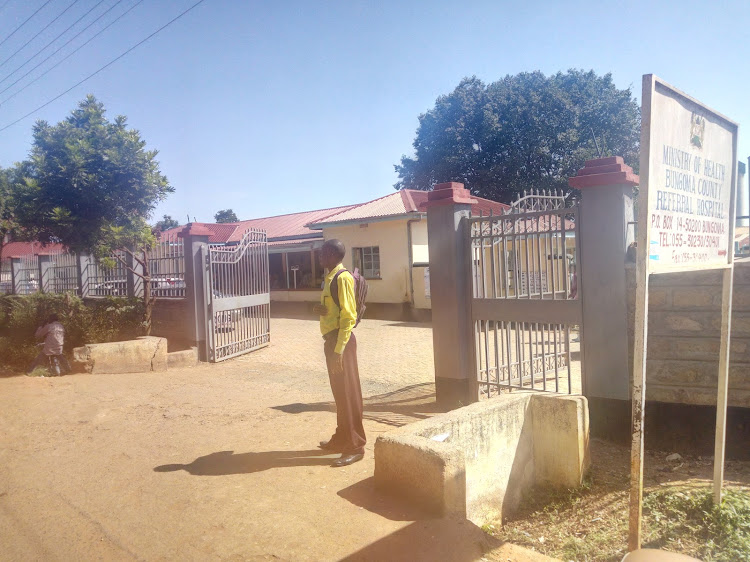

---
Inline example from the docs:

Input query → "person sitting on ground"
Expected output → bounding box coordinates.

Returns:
[28,313,71,375]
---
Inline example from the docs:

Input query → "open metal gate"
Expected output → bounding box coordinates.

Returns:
[206,228,270,362]
[470,190,583,396]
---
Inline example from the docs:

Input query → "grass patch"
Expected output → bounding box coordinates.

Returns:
[492,440,750,561]
[26,367,48,377]
[643,488,750,561]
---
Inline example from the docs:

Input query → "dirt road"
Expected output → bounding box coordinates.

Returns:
[0,318,552,561]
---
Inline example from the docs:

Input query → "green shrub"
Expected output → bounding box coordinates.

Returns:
[0,293,145,371]
[86,297,145,343]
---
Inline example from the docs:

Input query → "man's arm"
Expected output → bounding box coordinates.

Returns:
[334,273,357,355]
[35,324,49,339]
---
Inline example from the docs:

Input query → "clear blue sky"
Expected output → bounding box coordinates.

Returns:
[0,0,748,223]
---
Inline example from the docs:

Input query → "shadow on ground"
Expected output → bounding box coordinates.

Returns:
[337,477,432,522]
[337,519,503,562]
[153,449,336,475]
[272,383,444,427]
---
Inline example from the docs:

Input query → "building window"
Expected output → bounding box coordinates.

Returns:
[353,246,380,279]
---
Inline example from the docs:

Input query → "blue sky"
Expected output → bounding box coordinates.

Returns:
[0,0,748,223]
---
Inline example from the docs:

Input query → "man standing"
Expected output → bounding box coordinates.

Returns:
[313,239,366,467]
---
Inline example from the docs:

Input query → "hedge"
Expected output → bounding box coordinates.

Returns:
[0,293,145,371]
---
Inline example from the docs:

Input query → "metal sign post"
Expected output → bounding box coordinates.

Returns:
[629,74,738,550]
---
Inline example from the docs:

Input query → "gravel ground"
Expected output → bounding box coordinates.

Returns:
[0,317,553,561]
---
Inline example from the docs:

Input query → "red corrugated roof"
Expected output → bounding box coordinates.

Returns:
[160,205,355,245]
[307,189,510,227]
[308,192,410,224]
[226,205,354,243]
[2,241,66,260]
[159,191,511,244]
[160,223,240,244]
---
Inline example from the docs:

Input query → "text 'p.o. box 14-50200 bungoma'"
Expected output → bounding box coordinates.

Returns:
[629,74,739,552]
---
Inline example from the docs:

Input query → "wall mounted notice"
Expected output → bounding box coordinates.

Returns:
[644,78,737,272]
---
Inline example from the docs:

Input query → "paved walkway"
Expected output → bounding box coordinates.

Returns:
[0,318,555,561]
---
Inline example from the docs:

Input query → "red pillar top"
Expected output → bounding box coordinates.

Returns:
[178,223,213,238]
[424,182,477,209]
[568,156,639,189]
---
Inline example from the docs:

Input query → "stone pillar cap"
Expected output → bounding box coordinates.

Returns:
[178,223,213,238]
[569,156,639,189]
[424,181,478,209]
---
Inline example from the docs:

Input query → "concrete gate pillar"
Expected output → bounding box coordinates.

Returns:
[180,224,212,361]
[126,249,144,298]
[10,257,20,294]
[425,182,478,409]
[77,254,92,298]
[38,254,52,293]
[569,156,639,438]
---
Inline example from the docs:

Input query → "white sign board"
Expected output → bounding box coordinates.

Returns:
[643,77,737,272]
[630,74,739,551]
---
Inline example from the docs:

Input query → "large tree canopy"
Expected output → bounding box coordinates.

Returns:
[394,70,640,202]
[15,95,173,254]
[214,209,238,223]
[154,214,180,232]
[12,96,173,335]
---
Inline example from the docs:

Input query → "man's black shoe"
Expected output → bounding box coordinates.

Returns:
[332,453,364,467]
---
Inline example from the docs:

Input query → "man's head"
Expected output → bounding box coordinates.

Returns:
[47,313,59,324]
[320,239,346,270]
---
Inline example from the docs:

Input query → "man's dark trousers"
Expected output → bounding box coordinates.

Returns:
[323,330,366,454]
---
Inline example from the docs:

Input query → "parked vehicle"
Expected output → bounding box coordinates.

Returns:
[92,280,127,296]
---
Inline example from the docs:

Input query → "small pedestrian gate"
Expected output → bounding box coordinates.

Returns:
[469,190,583,396]
[206,228,270,362]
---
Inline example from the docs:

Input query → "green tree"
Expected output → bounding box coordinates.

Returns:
[0,167,14,262]
[14,96,173,333]
[0,164,27,263]
[154,214,179,232]
[394,70,640,202]
[214,209,238,223]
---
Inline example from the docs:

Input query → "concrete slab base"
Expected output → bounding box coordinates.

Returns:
[375,392,589,526]
[72,336,168,374]
[167,347,199,369]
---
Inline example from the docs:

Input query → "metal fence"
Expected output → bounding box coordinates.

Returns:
[151,232,186,298]
[86,252,128,297]
[469,190,582,397]
[0,260,11,294]
[14,253,39,295]
[45,251,78,293]
[1,237,186,299]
